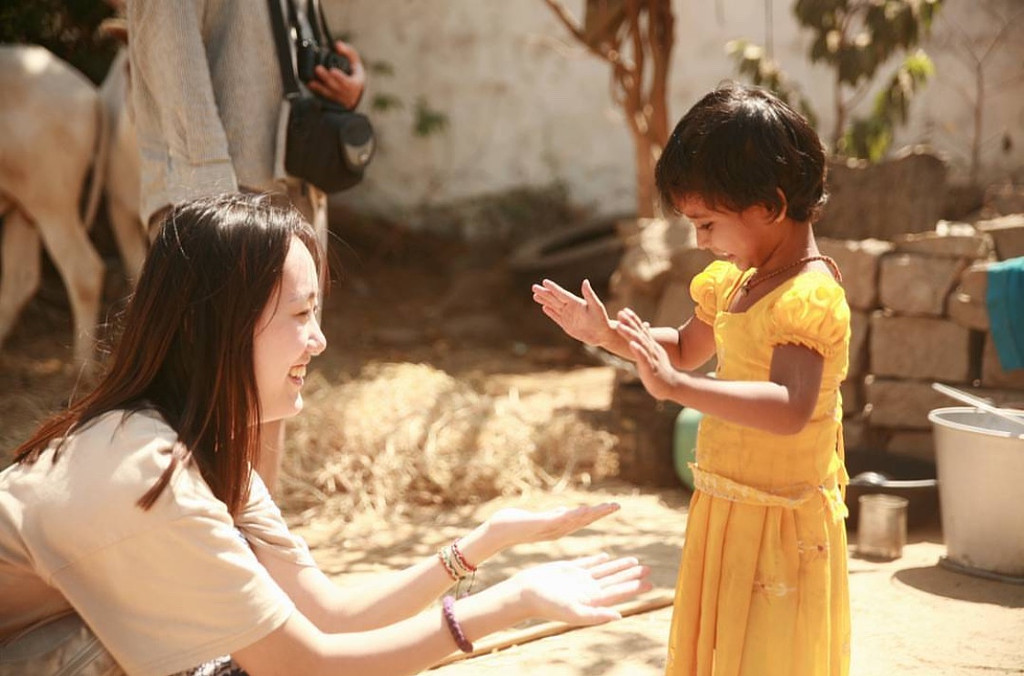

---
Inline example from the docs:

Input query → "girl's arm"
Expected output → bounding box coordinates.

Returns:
[619,309,824,435]
[260,503,621,632]
[531,279,714,369]
[673,316,716,371]
[234,554,650,676]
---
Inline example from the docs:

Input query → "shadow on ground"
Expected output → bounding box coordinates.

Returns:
[894,565,1024,608]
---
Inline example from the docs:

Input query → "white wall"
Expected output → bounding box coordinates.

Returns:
[326,0,1024,222]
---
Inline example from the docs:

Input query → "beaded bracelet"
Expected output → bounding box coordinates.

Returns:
[438,540,478,597]
[441,595,474,653]
[437,540,476,578]
[437,546,460,582]
[450,540,477,573]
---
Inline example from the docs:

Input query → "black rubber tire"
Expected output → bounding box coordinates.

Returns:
[509,218,624,292]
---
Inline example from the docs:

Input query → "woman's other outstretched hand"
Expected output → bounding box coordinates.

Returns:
[486,503,620,550]
[531,279,612,348]
[512,553,652,626]
[617,308,681,401]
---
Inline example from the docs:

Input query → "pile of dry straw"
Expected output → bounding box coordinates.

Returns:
[280,363,618,520]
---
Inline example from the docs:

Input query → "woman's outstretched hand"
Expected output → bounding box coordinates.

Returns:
[486,503,620,550]
[531,279,612,348]
[513,553,652,626]
[616,308,681,401]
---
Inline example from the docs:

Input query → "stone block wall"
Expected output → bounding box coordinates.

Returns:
[822,216,1024,461]
[607,214,1024,468]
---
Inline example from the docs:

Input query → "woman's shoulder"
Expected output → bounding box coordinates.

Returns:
[50,408,180,491]
[79,408,177,442]
[2,410,217,578]
[16,409,191,518]
[70,409,180,469]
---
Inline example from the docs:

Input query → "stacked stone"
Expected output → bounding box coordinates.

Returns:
[821,214,1024,461]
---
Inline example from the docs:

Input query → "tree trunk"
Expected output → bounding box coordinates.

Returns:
[647,0,673,145]
[634,132,657,218]
[544,0,674,218]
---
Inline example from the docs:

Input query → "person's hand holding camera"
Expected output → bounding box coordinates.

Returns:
[306,40,365,109]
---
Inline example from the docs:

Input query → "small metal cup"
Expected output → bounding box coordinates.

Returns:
[858,494,909,560]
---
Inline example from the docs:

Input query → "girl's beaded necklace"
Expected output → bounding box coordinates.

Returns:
[741,255,842,294]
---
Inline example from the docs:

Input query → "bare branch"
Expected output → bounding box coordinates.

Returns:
[541,0,633,71]
[979,7,1024,65]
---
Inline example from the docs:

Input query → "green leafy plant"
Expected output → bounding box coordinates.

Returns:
[728,39,819,130]
[729,0,944,161]
[841,49,934,161]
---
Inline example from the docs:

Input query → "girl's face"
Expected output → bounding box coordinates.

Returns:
[253,237,326,423]
[674,194,782,270]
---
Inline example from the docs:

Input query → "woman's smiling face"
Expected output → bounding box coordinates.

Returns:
[252,236,326,424]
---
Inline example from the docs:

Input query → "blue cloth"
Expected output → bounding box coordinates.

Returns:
[986,257,1024,371]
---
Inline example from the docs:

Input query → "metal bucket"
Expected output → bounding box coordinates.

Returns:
[928,406,1024,580]
[857,494,908,560]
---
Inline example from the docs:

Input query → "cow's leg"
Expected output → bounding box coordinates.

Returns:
[33,205,105,369]
[0,210,42,352]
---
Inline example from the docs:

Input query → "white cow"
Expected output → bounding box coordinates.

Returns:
[0,45,107,370]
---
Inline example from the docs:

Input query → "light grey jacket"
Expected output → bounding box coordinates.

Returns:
[126,0,311,223]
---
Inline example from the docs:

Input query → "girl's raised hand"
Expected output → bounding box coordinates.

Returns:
[512,554,652,626]
[486,503,620,550]
[616,308,680,401]
[531,279,612,347]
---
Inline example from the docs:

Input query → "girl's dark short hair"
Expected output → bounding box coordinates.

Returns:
[655,82,828,223]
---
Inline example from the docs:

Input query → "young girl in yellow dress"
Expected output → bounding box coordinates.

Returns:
[533,82,851,676]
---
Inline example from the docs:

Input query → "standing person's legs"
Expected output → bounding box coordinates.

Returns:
[255,183,326,496]
[285,182,328,281]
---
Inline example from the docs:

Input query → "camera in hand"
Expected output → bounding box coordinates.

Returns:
[286,38,375,192]
[296,38,352,84]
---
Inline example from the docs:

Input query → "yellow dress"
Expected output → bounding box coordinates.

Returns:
[665,260,851,676]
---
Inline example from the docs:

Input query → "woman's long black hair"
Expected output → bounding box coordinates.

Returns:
[14,193,325,516]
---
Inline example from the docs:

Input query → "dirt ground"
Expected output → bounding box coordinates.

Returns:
[2,223,1022,675]
[299,488,1024,676]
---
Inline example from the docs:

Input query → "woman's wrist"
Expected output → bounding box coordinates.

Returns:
[449,522,500,571]
[446,578,532,647]
[486,576,535,625]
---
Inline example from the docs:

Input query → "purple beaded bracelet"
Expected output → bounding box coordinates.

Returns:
[441,595,474,653]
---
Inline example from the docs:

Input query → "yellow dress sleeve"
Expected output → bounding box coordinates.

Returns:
[767,275,850,357]
[690,260,740,325]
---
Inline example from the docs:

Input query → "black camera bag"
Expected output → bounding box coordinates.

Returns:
[268,0,375,194]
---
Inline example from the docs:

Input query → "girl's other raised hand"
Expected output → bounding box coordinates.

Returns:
[616,308,681,401]
[531,279,612,347]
